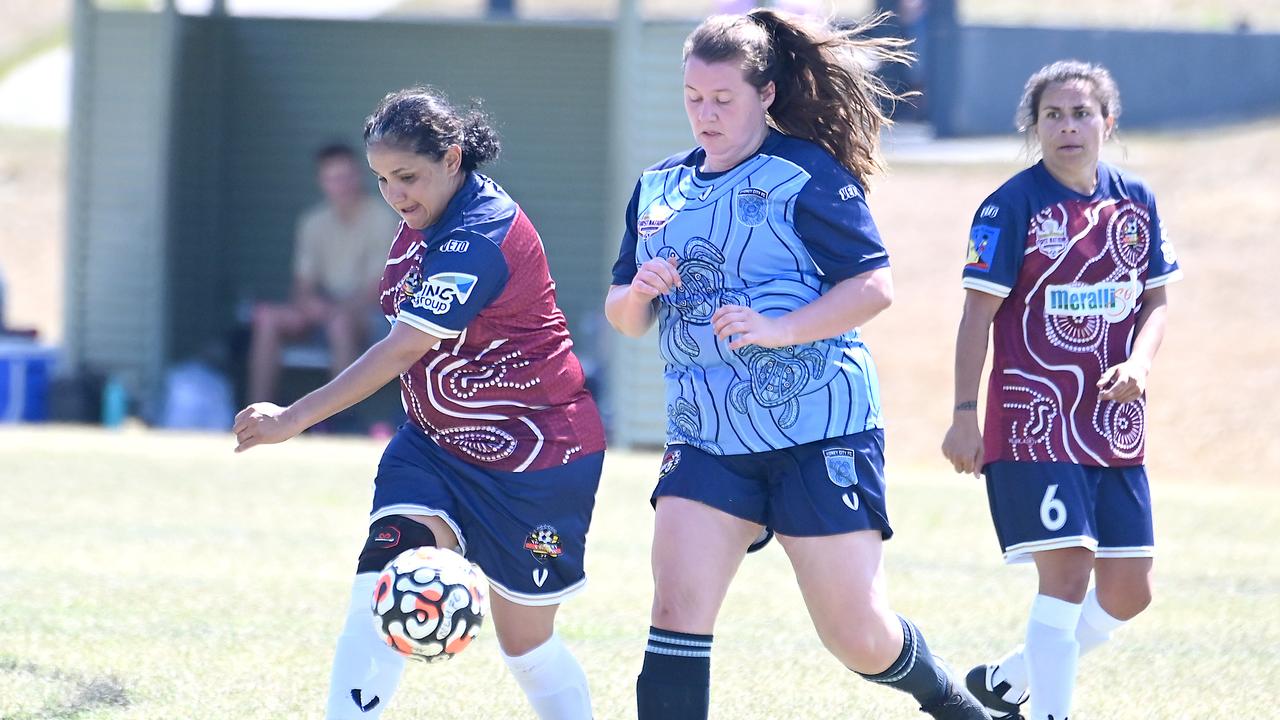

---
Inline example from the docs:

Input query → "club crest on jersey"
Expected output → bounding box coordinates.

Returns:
[408,272,478,315]
[1121,217,1141,247]
[735,188,768,227]
[1045,279,1139,323]
[1033,209,1069,259]
[524,524,563,563]
[659,448,682,479]
[637,202,677,238]
[822,448,859,488]
[966,225,1000,271]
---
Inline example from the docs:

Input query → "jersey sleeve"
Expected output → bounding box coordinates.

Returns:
[1144,195,1183,289]
[610,180,642,286]
[395,229,509,339]
[960,193,1025,298]
[793,175,889,283]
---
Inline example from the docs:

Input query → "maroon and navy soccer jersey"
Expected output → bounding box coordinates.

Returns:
[962,161,1182,467]
[378,173,605,473]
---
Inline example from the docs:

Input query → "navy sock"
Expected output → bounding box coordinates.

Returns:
[636,627,712,720]
[857,616,951,708]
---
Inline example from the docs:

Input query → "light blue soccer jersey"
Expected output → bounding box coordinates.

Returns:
[612,130,890,456]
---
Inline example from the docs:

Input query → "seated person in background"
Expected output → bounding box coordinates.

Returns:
[247,143,399,404]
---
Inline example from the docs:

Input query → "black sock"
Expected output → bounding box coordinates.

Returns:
[636,626,712,720]
[856,616,951,708]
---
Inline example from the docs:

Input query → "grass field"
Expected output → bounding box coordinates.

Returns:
[1,427,1277,719]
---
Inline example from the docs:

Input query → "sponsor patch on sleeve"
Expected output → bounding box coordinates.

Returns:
[966,225,1000,271]
[408,272,479,315]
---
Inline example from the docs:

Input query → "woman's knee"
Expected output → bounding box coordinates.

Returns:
[650,578,720,634]
[817,604,901,673]
[1097,575,1153,620]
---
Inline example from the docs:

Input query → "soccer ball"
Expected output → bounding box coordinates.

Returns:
[371,546,489,662]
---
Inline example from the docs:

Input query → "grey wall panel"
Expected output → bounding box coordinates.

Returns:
[69,10,173,393]
[941,25,1280,136]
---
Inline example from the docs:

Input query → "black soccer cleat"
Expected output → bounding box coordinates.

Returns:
[918,677,994,720]
[964,663,1028,720]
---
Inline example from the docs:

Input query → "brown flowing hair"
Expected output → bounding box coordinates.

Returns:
[684,9,915,189]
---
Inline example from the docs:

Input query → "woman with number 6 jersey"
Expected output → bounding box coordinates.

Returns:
[941,61,1182,720]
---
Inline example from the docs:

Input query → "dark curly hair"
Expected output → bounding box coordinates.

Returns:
[363,86,500,172]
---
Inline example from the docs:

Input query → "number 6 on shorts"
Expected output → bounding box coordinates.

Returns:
[1040,483,1067,531]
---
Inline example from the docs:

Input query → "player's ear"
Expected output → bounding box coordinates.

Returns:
[444,144,463,174]
[759,81,775,111]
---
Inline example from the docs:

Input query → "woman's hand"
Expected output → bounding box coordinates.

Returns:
[630,256,682,300]
[233,402,304,452]
[1097,360,1148,403]
[942,411,984,478]
[711,305,792,350]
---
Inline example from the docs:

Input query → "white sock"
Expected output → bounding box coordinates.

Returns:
[500,633,592,720]
[1024,594,1082,720]
[325,573,406,720]
[994,589,1127,701]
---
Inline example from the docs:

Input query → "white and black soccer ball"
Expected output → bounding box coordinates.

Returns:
[371,546,489,662]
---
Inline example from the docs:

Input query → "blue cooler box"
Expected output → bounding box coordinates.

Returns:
[0,340,58,422]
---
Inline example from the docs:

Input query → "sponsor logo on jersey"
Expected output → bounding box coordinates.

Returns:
[735,187,768,227]
[980,204,999,219]
[966,225,1000,271]
[440,238,470,253]
[1045,280,1139,323]
[637,202,677,238]
[822,447,858,488]
[838,184,862,201]
[1034,212,1069,259]
[659,447,681,479]
[409,272,478,315]
[524,524,563,562]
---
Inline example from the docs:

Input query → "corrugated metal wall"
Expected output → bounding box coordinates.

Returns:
[67,9,178,395]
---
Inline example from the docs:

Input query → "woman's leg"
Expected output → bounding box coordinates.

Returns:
[490,597,592,720]
[325,514,453,720]
[1023,546,1095,720]
[637,496,762,720]
[778,529,988,718]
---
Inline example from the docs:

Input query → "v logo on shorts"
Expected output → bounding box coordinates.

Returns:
[532,568,549,588]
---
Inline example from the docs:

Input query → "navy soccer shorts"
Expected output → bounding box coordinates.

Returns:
[371,423,602,606]
[984,461,1154,564]
[652,429,892,540]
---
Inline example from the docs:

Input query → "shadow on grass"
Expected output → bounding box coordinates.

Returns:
[0,657,128,720]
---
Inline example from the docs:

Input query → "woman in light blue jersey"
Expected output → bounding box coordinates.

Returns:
[605,9,989,720]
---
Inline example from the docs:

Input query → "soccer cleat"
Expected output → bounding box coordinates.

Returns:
[918,675,993,720]
[964,663,1028,719]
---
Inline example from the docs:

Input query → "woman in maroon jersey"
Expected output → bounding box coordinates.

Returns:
[942,61,1182,720]
[234,86,605,720]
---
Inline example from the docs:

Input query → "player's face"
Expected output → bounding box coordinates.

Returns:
[683,55,775,172]
[1034,80,1113,174]
[367,143,464,230]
